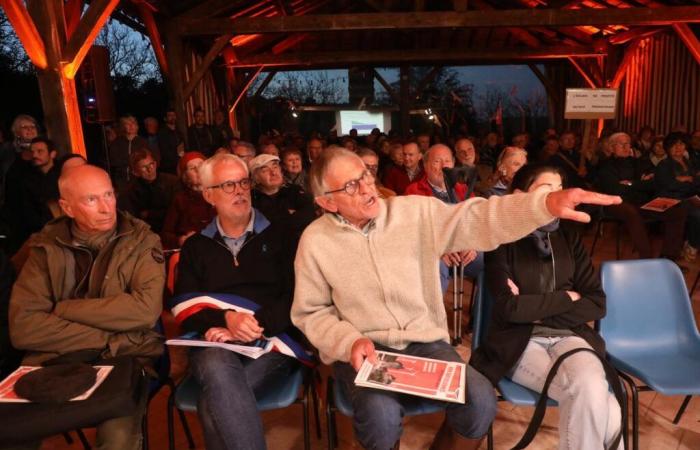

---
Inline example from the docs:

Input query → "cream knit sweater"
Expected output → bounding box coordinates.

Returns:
[291,189,555,364]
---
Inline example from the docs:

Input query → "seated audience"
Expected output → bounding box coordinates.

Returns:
[248,154,315,235]
[173,154,301,450]
[479,131,502,169]
[654,132,700,260]
[383,142,423,195]
[109,115,149,190]
[232,141,256,164]
[9,165,164,450]
[455,137,491,195]
[305,138,324,167]
[291,147,619,450]
[281,148,306,189]
[161,152,215,249]
[405,144,482,292]
[358,148,396,199]
[484,147,527,197]
[471,163,623,450]
[416,133,431,153]
[595,132,687,260]
[260,143,280,156]
[549,130,589,189]
[158,109,185,175]
[122,148,179,233]
[188,108,218,156]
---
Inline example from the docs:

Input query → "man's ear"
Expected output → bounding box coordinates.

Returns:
[58,198,74,218]
[202,188,215,206]
[315,195,337,213]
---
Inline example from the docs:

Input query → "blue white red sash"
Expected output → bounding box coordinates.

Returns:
[169,292,315,365]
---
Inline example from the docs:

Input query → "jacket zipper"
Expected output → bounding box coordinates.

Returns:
[214,232,260,267]
[547,232,556,290]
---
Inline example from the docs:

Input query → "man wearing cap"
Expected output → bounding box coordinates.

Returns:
[248,154,316,236]
[291,147,621,450]
[8,164,164,450]
[172,153,304,450]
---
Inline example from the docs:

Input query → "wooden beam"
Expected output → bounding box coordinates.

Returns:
[453,0,468,11]
[183,35,233,100]
[62,0,120,79]
[229,66,264,113]
[253,70,277,98]
[608,26,663,45]
[413,66,441,101]
[163,24,189,147]
[568,56,598,88]
[64,0,83,37]
[372,68,399,104]
[232,46,606,67]
[179,0,250,19]
[0,0,48,68]
[673,23,700,66]
[136,1,169,78]
[528,63,559,103]
[175,7,700,36]
[610,38,642,88]
[470,0,541,48]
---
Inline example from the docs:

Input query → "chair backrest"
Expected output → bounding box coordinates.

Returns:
[471,272,492,351]
[600,259,700,356]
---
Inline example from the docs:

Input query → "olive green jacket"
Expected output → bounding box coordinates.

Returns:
[9,212,165,365]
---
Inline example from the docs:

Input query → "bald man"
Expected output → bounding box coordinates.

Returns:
[8,165,164,450]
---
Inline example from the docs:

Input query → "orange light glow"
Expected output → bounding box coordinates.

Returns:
[63,0,120,79]
[0,0,48,69]
[61,75,87,157]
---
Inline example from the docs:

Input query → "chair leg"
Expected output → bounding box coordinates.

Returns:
[590,220,603,257]
[673,395,692,425]
[177,409,195,449]
[326,378,337,450]
[141,411,149,450]
[487,424,494,450]
[167,389,176,450]
[63,432,74,444]
[76,429,91,450]
[690,271,700,297]
[311,374,322,439]
[302,383,310,450]
[618,371,639,450]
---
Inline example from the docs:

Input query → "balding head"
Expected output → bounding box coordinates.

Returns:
[58,165,117,234]
[424,144,454,188]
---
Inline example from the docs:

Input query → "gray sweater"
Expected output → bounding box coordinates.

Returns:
[291,190,555,364]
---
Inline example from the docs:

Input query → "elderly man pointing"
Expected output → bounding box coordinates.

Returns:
[291,148,620,450]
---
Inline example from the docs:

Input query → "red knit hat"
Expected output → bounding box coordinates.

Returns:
[178,151,206,176]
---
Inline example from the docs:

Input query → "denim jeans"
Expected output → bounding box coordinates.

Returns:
[334,340,497,450]
[189,347,298,450]
[508,336,623,450]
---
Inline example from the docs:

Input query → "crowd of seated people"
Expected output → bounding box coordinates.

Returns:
[2,109,699,450]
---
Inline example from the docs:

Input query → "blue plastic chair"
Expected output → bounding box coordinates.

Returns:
[168,364,319,450]
[600,259,700,450]
[471,272,557,450]
[325,375,444,449]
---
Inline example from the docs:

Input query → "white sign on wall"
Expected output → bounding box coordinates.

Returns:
[565,88,618,119]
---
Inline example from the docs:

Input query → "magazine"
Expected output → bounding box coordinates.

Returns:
[166,331,273,359]
[0,365,113,403]
[640,197,680,212]
[354,351,466,404]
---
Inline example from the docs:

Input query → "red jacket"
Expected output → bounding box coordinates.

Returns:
[404,175,470,202]
[383,165,424,195]
[161,187,216,249]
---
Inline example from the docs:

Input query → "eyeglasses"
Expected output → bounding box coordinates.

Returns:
[324,170,375,196]
[207,178,251,193]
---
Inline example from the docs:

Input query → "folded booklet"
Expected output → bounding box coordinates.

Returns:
[641,197,680,212]
[354,351,466,404]
[0,366,113,403]
[166,332,273,359]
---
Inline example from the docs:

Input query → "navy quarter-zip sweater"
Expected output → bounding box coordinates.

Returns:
[174,210,298,338]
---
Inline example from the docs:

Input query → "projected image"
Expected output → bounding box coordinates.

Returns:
[337,110,389,136]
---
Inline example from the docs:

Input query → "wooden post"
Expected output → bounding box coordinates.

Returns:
[163,24,189,149]
[27,0,85,156]
[399,65,410,137]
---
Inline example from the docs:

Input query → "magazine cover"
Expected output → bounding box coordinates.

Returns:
[354,351,466,404]
[640,197,680,212]
[0,366,113,403]
[166,331,273,359]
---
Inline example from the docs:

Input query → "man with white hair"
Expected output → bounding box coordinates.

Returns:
[291,147,621,450]
[172,153,304,450]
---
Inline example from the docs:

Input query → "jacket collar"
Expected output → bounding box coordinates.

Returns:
[201,208,270,240]
[51,211,137,249]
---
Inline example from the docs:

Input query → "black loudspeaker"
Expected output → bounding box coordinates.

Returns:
[80,45,116,123]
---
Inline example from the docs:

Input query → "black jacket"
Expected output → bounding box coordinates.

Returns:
[251,184,316,238]
[595,157,655,206]
[654,157,700,199]
[174,211,298,338]
[470,227,606,385]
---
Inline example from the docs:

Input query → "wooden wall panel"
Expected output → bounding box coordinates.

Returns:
[617,31,700,135]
